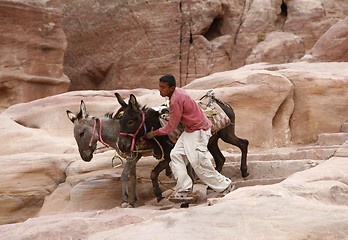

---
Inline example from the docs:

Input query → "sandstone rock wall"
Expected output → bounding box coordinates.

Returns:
[12,0,345,91]
[1,0,347,106]
[0,2,70,111]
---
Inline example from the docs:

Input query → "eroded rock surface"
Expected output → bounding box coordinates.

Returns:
[10,0,347,91]
[303,16,348,62]
[0,62,347,226]
[0,1,69,112]
[0,143,347,240]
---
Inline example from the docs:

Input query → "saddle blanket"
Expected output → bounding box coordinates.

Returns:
[157,94,231,143]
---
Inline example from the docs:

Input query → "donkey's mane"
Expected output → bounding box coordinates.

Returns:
[103,112,115,118]
[143,106,159,118]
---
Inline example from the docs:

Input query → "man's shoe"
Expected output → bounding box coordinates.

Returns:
[216,183,235,198]
[169,191,199,203]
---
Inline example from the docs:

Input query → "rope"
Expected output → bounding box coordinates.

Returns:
[152,137,165,162]
[150,137,176,191]
[111,154,124,168]
[89,118,110,147]
[110,134,175,191]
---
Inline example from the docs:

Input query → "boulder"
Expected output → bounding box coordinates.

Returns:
[246,32,305,64]
[231,0,348,69]
[185,69,294,148]
[0,153,74,224]
[302,16,348,62]
[243,62,348,144]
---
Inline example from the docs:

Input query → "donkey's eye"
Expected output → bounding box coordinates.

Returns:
[127,120,134,126]
[79,131,84,138]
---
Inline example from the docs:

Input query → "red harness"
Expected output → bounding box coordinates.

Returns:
[88,118,109,147]
[119,111,146,152]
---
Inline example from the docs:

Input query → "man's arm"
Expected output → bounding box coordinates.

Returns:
[145,101,183,139]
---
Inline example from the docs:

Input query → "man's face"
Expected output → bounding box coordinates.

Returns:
[159,81,175,98]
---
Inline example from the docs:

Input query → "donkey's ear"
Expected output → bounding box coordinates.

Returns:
[115,92,127,109]
[129,94,138,110]
[80,100,87,118]
[66,110,77,123]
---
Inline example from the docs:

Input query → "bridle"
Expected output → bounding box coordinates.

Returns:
[88,118,109,147]
[119,111,146,152]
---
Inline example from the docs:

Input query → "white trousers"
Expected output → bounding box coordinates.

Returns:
[169,129,231,193]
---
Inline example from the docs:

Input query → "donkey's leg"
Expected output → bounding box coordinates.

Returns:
[219,125,249,178]
[208,135,225,172]
[121,162,130,208]
[165,165,172,177]
[128,161,137,207]
[151,160,169,202]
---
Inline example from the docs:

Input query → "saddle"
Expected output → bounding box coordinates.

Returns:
[157,90,231,143]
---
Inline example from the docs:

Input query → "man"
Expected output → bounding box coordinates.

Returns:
[145,74,232,200]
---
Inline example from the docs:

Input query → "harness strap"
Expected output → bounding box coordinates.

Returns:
[88,118,109,147]
[98,119,109,147]
[89,119,97,147]
[120,111,146,152]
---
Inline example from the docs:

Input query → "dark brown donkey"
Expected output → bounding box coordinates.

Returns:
[66,100,170,208]
[116,92,249,204]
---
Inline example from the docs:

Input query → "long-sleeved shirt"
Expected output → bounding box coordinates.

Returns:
[156,87,212,136]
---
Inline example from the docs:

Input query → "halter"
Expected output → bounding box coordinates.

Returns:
[119,111,146,152]
[88,118,109,147]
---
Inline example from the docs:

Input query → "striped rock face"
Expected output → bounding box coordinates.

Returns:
[0,2,69,112]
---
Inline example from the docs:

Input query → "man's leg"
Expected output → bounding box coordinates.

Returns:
[170,134,193,193]
[183,129,231,192]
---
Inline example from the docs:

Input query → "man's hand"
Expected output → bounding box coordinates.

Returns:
[145,131,157,139]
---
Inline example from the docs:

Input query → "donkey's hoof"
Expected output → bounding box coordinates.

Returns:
[242,172,250,180]
[121,202,129,208]
[128,204,135,208]
[157,196,165,203]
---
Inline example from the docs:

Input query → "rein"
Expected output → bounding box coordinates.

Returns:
[119,111,146,152]
[89,118,109,147]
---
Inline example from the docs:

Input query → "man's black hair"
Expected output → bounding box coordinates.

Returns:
[159,74,176,87]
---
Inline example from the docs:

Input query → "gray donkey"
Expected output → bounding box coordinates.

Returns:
[66,100,168,207]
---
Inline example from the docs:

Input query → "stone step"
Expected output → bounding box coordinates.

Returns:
[334,142,348,157]
[341,123,348,133]
[315,132,348,145]
[234,177,285,189]
[222,159,324,181]
[224,147,337,162]
[295,145,339,159]
[296,144,342,151]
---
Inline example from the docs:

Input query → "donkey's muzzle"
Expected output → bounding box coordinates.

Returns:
[118,136,132,153]
[81,153,93,162]
[80,148,94,162]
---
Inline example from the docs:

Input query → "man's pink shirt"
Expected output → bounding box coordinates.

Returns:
[156,88,212,136]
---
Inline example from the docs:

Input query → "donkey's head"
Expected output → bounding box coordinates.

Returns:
[115,93,145,153]
[66,100,98,162]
